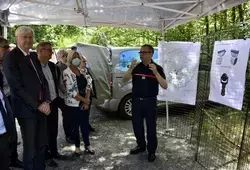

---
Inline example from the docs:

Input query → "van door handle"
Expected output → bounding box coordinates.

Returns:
[116,77,123,78]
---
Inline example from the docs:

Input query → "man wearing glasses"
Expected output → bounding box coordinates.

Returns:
[123,44,168,162]
[37,42,70,167]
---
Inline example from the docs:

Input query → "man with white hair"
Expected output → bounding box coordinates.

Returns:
[3,26,51,170]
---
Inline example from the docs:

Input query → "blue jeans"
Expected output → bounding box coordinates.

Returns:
[68,106,90,148]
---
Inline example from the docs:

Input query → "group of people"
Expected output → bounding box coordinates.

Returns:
[0,26,95,170]
[0,25,167,170]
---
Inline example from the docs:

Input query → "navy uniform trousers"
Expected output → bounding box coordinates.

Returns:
[132,96,157,154]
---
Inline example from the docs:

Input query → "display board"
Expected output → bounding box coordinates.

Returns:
[209,39,250,110]
[157,41,201,105]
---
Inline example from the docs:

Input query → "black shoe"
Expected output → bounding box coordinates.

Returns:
[89,125,95,132]
[73,152,81,157]
[10,159,24,168]
[148,153,156,162]
[53,153,71,160]
[85,147,95,155]
[130,146,146,155]
[45,158,58,168]
[66,137,75,144]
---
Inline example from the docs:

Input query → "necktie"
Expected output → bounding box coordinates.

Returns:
[0,97,6,116]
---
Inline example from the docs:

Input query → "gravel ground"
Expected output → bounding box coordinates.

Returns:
[13,105,205,170]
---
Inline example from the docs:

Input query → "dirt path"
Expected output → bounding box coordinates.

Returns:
[13,106,205,170]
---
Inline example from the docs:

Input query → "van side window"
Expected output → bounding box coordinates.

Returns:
[119,49,158,72]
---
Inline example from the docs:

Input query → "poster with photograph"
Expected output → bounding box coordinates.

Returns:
[157,41,201,105]
[209,39,250,110]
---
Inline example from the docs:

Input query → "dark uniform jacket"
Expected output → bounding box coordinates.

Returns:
[132,61,166,98]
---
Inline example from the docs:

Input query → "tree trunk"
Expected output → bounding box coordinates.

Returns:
[238,4,245,39]
[205,16,210,58]
[231,7,236,39]
[223,10,227,28]
[213,14,217,32]
[238,4,244,22]
[231,7,236,23]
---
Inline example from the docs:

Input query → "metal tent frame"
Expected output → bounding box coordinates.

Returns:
[0,0,247,32]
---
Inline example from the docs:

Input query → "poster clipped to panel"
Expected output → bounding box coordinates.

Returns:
[209,39,250,110]
[157,41,201,105]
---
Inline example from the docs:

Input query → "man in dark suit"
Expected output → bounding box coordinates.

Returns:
[0,37,24,169]
[37,42,70,167]
[3,26,51,170]
[0,86,16,170]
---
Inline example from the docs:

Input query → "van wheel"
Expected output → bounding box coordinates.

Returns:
[119,94,132,119]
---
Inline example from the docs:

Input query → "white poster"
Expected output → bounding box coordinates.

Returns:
[209,39,250,110]
[157,41,201,105]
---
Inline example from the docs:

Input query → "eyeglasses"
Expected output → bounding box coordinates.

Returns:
[42,48,53,53]
[138,51,152,55]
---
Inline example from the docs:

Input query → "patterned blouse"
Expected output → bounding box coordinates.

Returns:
[63,67,91,107]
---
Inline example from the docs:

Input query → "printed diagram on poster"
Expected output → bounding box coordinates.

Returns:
[209,39,250,110]
[157,41,201,105]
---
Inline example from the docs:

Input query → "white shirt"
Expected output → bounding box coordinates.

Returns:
[18,46,29,56]
[0,90,7,135]
[41,63,57,101]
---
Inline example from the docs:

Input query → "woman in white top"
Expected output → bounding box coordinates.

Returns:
[63,50,94,155]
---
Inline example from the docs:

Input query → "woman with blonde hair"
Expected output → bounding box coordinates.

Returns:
[63,50,94,155]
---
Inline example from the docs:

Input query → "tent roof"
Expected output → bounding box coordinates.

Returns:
[0,0,247,31]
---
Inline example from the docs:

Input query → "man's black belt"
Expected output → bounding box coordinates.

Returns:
[135,97,156,101]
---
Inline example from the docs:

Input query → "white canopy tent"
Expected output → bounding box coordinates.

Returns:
[0,0,247,31]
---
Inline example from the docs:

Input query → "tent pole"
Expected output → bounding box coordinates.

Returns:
[161,20,171,132]
[161,20,165,41]
[3,26,7,39]
[161,20,174,133]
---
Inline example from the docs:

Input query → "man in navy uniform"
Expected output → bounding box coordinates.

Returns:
[123,44,168,162]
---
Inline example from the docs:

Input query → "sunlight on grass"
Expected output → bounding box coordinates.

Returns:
[61,145,75,152]
[124,136,136,140]
[99,157,106,162]
[90,136,101,139]
[111,152,129,157]
[128,141,134,144]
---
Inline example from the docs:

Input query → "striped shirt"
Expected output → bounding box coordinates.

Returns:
[0,90,6,135]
